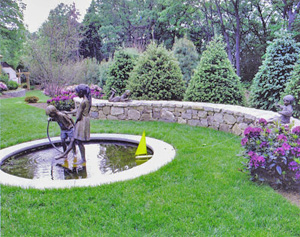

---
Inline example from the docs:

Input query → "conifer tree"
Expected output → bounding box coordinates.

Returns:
[172,37,199,87]
[104,50,136,97]
[184,36,244,105]
[127,43,185,101]
[250,30,300,111]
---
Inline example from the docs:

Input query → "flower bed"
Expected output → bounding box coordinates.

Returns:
[46,84,103,111]
[241,118,300,191]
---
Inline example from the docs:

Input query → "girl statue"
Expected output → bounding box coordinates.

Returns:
[56,84,92,164]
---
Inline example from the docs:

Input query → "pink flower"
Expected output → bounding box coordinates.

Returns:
[277,134,287,142]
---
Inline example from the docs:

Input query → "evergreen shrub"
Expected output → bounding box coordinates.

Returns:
[184,36,244,105]
[104,50,137,98]
[127,43,185,101]
[250,30,300,111]
[172,37,199,87]
[284,61,300,118]
[7,81,19,90]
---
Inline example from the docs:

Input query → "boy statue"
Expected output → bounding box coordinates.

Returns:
[45,105,75,152]
[275,95,294,124]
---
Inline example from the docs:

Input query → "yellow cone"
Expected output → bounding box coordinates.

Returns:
[135,131,147,156]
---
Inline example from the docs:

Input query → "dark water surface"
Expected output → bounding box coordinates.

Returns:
[1,141,152,180]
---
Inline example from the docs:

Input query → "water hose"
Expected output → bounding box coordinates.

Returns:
[47,119,64,153]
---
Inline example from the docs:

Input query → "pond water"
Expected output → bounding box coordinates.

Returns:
[0,141,152,180]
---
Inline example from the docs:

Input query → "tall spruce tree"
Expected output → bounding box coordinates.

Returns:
[104,50,136,97]
[250,30,300,111]
[127,43,185,101]
[172,37,199,87]
[184,36,244,105]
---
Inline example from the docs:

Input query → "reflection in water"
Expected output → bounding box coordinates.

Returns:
[1,141,152,180]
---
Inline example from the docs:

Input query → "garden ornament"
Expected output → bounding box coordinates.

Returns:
[55,84,91,165]
[45,105,75,153]
[276,94,294,124]
[109,88,131,102]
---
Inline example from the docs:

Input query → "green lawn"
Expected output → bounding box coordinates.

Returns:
[1,91,300,236]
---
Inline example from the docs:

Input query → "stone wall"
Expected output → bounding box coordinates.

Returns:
[75,98,300,136]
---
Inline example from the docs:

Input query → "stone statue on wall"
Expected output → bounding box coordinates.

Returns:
[275,94,294,124]
[109,88,131,102]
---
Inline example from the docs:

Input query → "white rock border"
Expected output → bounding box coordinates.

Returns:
[0,134,176,189]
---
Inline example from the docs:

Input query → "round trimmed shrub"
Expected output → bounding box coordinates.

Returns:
[25,96,39,103]
[250,30,300,111]
[127,43,185,101]
[184,36,244,105]
[7,81,19,90]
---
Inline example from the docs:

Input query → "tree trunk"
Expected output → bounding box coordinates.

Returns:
[215,0,234,66]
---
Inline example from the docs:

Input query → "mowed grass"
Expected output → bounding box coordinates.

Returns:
[1,91,300,236]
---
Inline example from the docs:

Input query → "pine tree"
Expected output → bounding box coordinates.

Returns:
[104,50,136,97]
[250,30,300,111]
[127,43,185,101]
[184,36,244,105]
[172,37,199,87]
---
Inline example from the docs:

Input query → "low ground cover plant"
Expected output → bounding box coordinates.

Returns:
[241,118,300,191]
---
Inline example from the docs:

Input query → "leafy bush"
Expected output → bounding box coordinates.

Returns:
[0,82,8,92]
[184,36,244,105]
[250,30,300,111]
[284,60,300,118]
[0,73,9,84]
[172,37,199,87]
[241,118,300,191]
[7,81,19,90]
[127,43,185,101]
[104,50,137,98]
[25,96,39,103]
[98,60,113,88]
[82,58,101,85]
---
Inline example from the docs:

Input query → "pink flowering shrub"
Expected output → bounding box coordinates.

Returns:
[241,118,300,190]
[0,82,8,92]
[47,86,77,111]
[90,84,104,99]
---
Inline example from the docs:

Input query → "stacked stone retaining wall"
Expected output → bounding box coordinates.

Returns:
[75,98,300,136]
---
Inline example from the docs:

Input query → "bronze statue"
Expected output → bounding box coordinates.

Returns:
[109,88,131,102]
[276,95,294,124]
[55,84,92,164]
[45,105,75,152]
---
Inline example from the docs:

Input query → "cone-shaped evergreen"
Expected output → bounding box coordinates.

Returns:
[172,37,199,87]
[184,36,244,105]
[127,43,185,100]
[104,50,136,97]
[284,60,300,118]
[250,30,300,111]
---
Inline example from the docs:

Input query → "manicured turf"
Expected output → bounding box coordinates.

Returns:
[1,91,300,236]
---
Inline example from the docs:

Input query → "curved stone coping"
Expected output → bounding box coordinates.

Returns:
[0,134,176,189]
[2,89,26,97]
[76,98,300,136]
